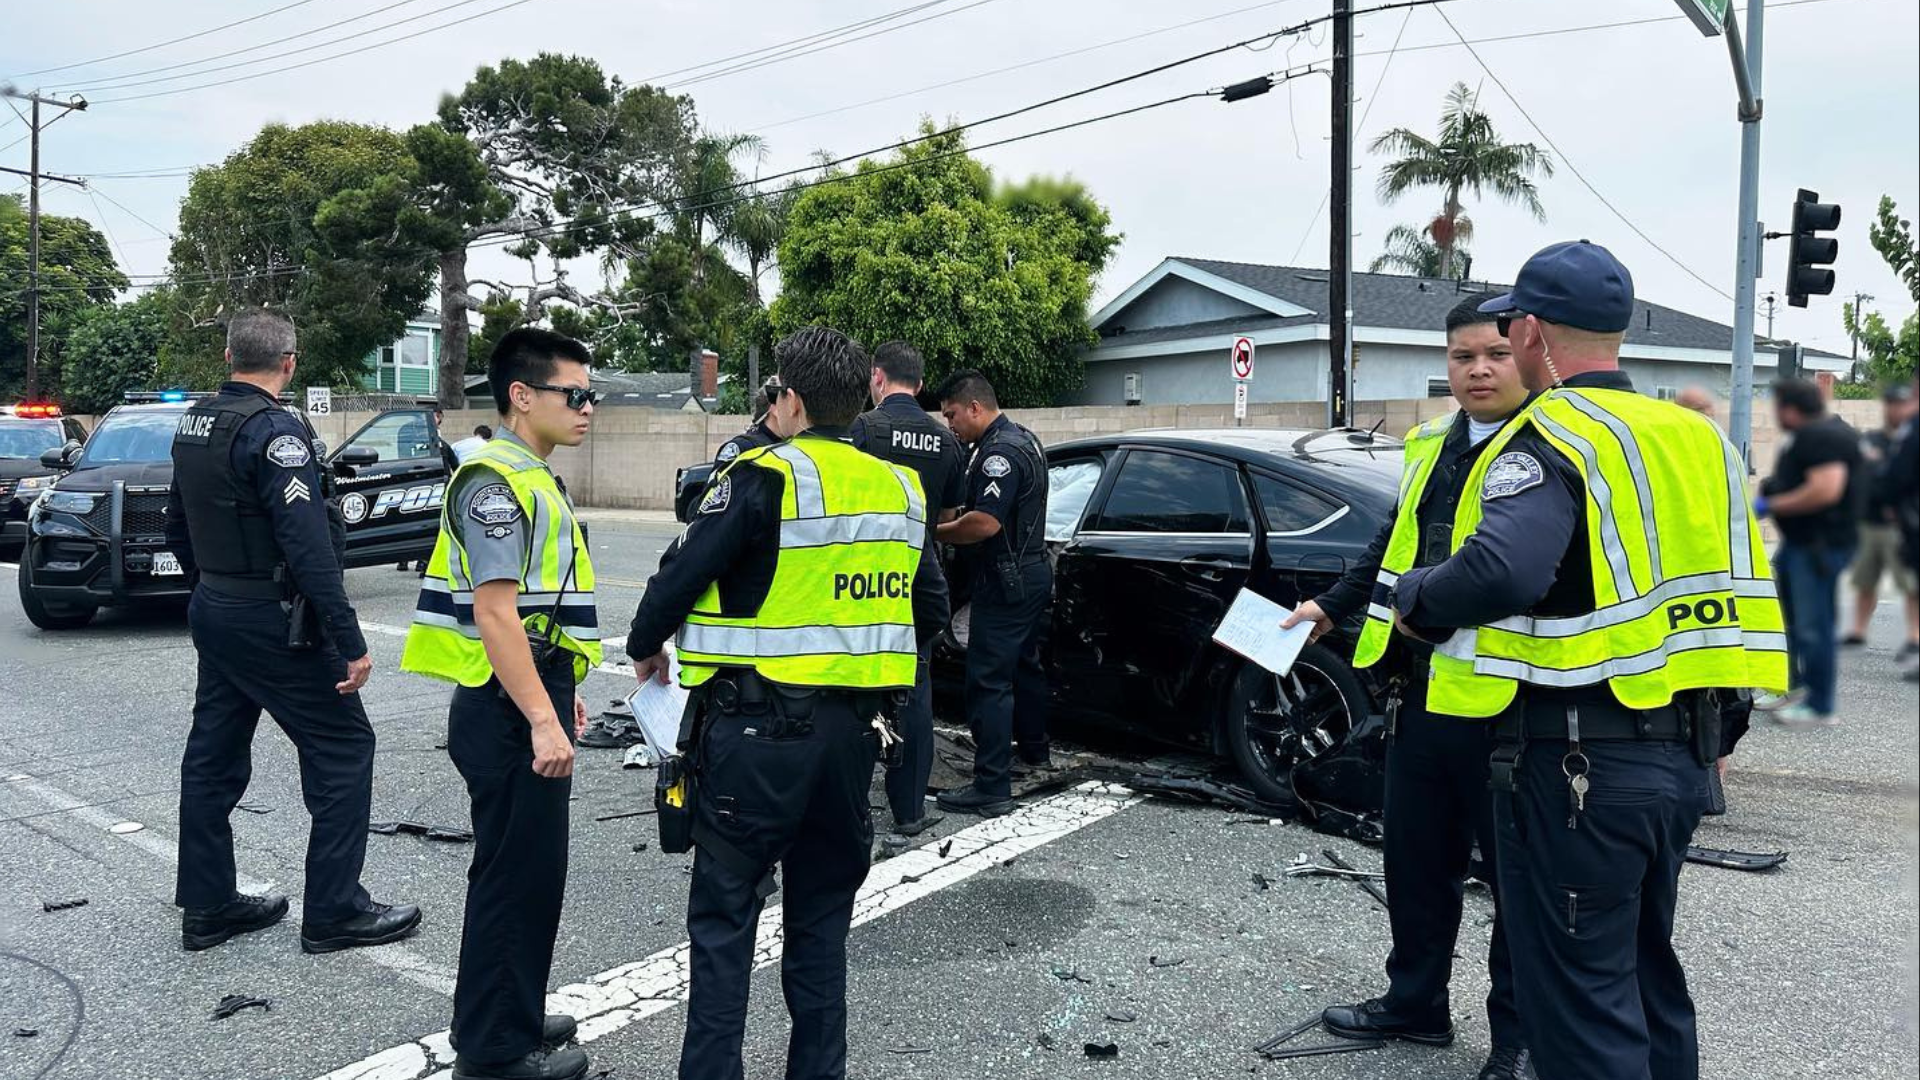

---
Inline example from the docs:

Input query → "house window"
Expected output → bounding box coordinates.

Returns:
[1426,377,1452,398]
[1656,386,1679,401]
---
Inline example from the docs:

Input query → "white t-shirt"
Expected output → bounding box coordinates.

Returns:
[449,435,488,463]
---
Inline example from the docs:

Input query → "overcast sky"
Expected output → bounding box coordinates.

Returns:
[4,0,1915,358]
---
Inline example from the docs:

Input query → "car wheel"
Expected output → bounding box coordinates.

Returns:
[1223,644,1369,805]
[16,557,97,630]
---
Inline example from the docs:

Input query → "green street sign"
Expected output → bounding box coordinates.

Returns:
[1676,0,1729,36]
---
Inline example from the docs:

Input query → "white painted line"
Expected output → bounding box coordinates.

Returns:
[0,561,18,570]
[315,782,1140,1080]
[7,771,458,996]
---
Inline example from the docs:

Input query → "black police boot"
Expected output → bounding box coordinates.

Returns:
[894,814,943,837]
[451,1015,578,1054]
[1478,1044,1532,1080]
[936,785,1015,817]
[1320,997,1454,1046]
[299,901,422,954]
[182,892,290,952]
[451,1046,589,1080]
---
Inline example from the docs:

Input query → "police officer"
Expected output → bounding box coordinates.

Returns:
[712,376,782,466]
[1284,295,1530,1079]
[166,309,419,954]
[626,327,948,1080]
[932,371,1050,817]
[402,329,603,1080]
[848,341,967,839]
[1387,242,1786,1080]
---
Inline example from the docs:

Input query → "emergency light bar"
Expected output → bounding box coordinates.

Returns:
[11,402,62,418]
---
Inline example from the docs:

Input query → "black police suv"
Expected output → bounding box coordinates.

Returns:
[1,404,89,556]
[933,428,1404,804]
[15,397,448,630]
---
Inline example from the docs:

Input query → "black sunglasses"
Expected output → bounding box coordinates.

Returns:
[1495,312,1526,338]
[525,382,603,411]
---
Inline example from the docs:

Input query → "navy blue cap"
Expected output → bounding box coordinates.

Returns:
[1478,240,1636,333]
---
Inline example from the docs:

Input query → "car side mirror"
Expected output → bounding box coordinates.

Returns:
[335,446,379,467]
[40,440,80,469]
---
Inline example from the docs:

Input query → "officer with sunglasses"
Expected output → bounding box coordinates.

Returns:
[714,376,785,466]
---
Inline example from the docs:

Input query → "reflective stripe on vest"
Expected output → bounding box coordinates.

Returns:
[1424,387,1788,717]
[676,438,925,690]
[400,438,602,687]
[1351,415,1454,669]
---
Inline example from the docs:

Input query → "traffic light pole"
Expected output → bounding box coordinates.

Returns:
[1725,0,1764,466]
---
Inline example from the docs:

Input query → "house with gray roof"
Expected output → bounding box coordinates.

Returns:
[1075,257,1845,407]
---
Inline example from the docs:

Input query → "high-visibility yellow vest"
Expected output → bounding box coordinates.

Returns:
[1422,386,1787,717]
[1351,414,1456,670]
[401,437,602,687]
[676,436,926,691]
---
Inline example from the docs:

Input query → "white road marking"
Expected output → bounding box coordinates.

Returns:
[315,782,1140,1080]
[0,561,18,570]
[4,771,458,996]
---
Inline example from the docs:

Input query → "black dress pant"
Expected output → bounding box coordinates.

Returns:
[962,558,1051,797]
[680,694,878,1080]
[1495,735,1706,1080]
[447,664,577,1066]
[883,644,935,828]
[177,587,374,924]
[1380,678,1521,1047]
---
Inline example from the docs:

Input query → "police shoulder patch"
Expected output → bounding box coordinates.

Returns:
[981,454,1012,477]
[699,477,732,515]
[467,482,522,527]
[716,440,742,463]
[266,434,312,469]
[1482,451,1545,500]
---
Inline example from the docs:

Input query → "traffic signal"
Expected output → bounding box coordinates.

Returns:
[1785,188,1840,308]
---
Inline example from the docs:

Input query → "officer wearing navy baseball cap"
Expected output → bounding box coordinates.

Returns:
[1384,239,1787,1079]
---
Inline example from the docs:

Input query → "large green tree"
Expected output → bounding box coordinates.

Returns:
[771,126,1120,407]
[1842,195,1920,383]
[1370,82,1552,280]
[167,121,435,391]
[419,54,698,403]
[1,194,127,399]
[60,289,173,414]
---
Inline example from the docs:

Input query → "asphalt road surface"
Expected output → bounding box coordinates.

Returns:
[2,512,1916,1080]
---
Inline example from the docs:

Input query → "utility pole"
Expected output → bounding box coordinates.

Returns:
[1722,0,1763,466]
[3,86,89,400]
[1848,290,1872,363]
[1326,0,1354,428]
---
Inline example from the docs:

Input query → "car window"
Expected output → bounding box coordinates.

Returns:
[1251,472,1344,534]
[1046,458,1104,541]
[0,419,64,459]
[338,410,436,464]
[74,410,181,464]
[1088,450,1250,534]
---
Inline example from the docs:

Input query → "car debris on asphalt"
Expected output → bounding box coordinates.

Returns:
[1251,1013,1384,1061]
[1685,845,1790,871]
[368,820,474,843]
[40,897,88,913]
[211,994,271,1021]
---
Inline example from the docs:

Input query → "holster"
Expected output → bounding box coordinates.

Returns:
[1487,739,1523,795]
[272,565,318,650]
[1689,690,1723,770]
[993,554,1026,602]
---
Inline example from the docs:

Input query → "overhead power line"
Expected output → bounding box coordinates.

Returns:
[641,0,959,83]
[1432,5,1733,302]
[663,0,1007,90]
[5,0,323,81]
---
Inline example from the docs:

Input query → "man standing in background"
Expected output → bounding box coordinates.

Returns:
[1755,378,1863,727]
[1844,384,1918,659]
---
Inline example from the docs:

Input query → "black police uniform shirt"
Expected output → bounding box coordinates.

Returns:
[1764,413,1864,549]
[625,429,951,662]
[446,429,543,589]
[958,414,1045,571]
[848,392,968,515]
[713,419,778,467]
[163,381,369,661]
[1317,407,1520,640]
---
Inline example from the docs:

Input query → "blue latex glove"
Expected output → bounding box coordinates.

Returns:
[1752,494,1770,518]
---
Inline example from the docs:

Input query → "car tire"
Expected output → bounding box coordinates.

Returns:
[17,557,97,630]
[1222,644,1369,805]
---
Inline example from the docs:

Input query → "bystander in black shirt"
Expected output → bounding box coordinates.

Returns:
[1766,414,1863,548]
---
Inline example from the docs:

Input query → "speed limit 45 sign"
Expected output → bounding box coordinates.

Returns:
[1230,336,1255,381]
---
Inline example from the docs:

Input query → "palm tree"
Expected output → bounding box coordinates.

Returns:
[1369,82,1552,279]
[724,185,793,307]
[1370,213,1473,278]
[669,131,765,288]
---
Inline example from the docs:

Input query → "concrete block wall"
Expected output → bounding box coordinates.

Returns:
[89,395,1887,513]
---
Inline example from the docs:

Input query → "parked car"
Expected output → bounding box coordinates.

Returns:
[15,396,448,630]
[1,403,89,556]
[933,427,1404,804]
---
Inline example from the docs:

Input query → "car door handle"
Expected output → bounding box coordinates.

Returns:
[1180,555,1234,581]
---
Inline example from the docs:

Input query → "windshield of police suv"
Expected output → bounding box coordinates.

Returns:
[73,409,183,465]
[0,418,64,459]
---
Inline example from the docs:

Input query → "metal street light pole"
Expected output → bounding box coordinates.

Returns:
[1725,0,1764,465]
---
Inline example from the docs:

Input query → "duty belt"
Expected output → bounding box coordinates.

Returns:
[1493,697,1691,742]
[197,571,284,601]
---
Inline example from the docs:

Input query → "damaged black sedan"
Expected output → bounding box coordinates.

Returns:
[935,427,1403,810]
